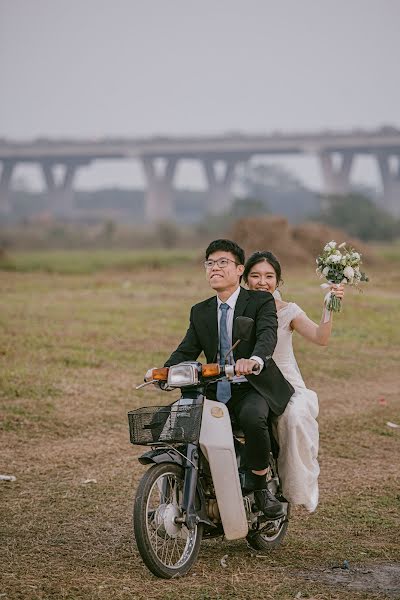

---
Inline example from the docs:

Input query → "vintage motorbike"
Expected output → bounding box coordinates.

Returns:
[129,317,290,579]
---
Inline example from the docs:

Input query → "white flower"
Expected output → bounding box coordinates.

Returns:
[338,242,346,248]
[343,266,354,279]
[324,240,337,252]
[329,254,341,263]
[341,257,347,266]
[322,266,330,276]
[341,278,347,283]
[351,252,361,261]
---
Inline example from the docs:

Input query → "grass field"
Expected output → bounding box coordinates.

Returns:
[1,249,399,600]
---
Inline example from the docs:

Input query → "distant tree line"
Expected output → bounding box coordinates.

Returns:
[314,193,400,241]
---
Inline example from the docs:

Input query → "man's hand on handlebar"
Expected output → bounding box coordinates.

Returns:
[235,358,260,376]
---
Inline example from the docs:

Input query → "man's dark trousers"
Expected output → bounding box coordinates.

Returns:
[207,382,270,471]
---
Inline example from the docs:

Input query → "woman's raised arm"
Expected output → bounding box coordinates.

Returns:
[291,284,345,346]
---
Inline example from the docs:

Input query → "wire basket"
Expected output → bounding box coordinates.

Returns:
[128,403,203,446]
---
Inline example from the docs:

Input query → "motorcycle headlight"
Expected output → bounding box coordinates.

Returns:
[167,363,199,387]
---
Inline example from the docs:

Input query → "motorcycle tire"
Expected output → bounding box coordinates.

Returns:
[133,462,203,579]
[246,504,290,551]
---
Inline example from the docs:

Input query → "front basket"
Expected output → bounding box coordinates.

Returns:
[128,404,203,446]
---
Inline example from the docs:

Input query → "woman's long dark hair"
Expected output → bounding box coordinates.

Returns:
[243,251,283,285]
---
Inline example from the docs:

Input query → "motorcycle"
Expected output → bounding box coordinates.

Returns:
[129,317,290,579]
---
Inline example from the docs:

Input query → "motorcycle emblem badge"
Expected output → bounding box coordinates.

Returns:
[211,406,224,418]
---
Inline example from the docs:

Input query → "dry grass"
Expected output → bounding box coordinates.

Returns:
[1,251,400,600]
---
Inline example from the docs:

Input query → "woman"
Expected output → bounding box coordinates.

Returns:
[243,250,344,512]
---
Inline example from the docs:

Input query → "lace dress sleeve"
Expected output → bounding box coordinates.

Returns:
[289,302,306,323]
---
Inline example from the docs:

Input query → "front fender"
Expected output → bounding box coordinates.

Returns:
[138,447,185,467]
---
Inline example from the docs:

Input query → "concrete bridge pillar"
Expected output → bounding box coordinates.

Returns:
[318,150,354,196]
[141,156,177,223]
[202,157,237,214]
[375,151,400,216]
[40,159,85,216]
[0,159,16,215]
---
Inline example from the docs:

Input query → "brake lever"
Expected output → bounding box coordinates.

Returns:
[135,379,157,390]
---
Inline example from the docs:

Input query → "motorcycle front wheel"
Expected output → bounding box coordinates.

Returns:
[133,462,203,578]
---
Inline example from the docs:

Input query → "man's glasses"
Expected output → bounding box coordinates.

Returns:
[204,258,239,269]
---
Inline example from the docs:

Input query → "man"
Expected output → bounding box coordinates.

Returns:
[164,239,294,519]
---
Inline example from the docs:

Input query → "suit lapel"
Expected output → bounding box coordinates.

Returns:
[233,287,250,331]
[233,288,250,361]
[202,296,218,360]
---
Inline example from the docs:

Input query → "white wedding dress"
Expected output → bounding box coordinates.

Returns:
[273,302,320,512]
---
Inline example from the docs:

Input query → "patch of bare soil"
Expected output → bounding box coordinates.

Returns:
[299,563,400,598]
[316,374,400,420]
[230,216,378,266]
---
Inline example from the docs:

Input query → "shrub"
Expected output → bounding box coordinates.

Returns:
[314,194,400,241]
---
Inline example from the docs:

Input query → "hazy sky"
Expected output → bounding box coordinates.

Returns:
[1,0,399,191]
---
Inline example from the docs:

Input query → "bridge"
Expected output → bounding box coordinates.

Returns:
[1,127,400,220]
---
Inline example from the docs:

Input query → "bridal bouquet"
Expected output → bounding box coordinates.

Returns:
[315,240,369,313]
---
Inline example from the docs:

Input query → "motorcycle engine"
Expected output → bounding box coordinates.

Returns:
[206,498,220,522]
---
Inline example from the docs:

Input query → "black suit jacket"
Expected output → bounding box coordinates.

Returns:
[164,287,294,415]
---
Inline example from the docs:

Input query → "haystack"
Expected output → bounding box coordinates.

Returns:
[291,222,377,264]
[230,216,377,267]
[230,216,312,266]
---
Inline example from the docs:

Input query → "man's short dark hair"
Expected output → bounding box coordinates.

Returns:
[205,239,245,265]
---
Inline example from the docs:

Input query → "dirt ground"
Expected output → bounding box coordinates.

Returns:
[299,564,400,598]
[1,253,399,600]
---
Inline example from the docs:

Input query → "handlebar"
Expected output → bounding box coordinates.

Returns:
[137,361,261,390]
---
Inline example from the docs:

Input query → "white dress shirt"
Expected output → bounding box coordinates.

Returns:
[216,286,264,382]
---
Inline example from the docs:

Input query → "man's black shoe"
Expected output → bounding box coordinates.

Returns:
[254,488,285,520]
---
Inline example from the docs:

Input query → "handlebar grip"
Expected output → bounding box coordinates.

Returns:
[221,363,261,376]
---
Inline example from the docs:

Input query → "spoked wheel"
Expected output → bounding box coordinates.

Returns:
[133,462,203,578]
[246,503,290,551]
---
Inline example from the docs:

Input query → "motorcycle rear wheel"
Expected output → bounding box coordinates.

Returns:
[246,504,290,551]
[133,462,203,578]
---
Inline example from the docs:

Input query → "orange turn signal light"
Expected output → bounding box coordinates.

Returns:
[152,367,169,381]
[202,363,220,378]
